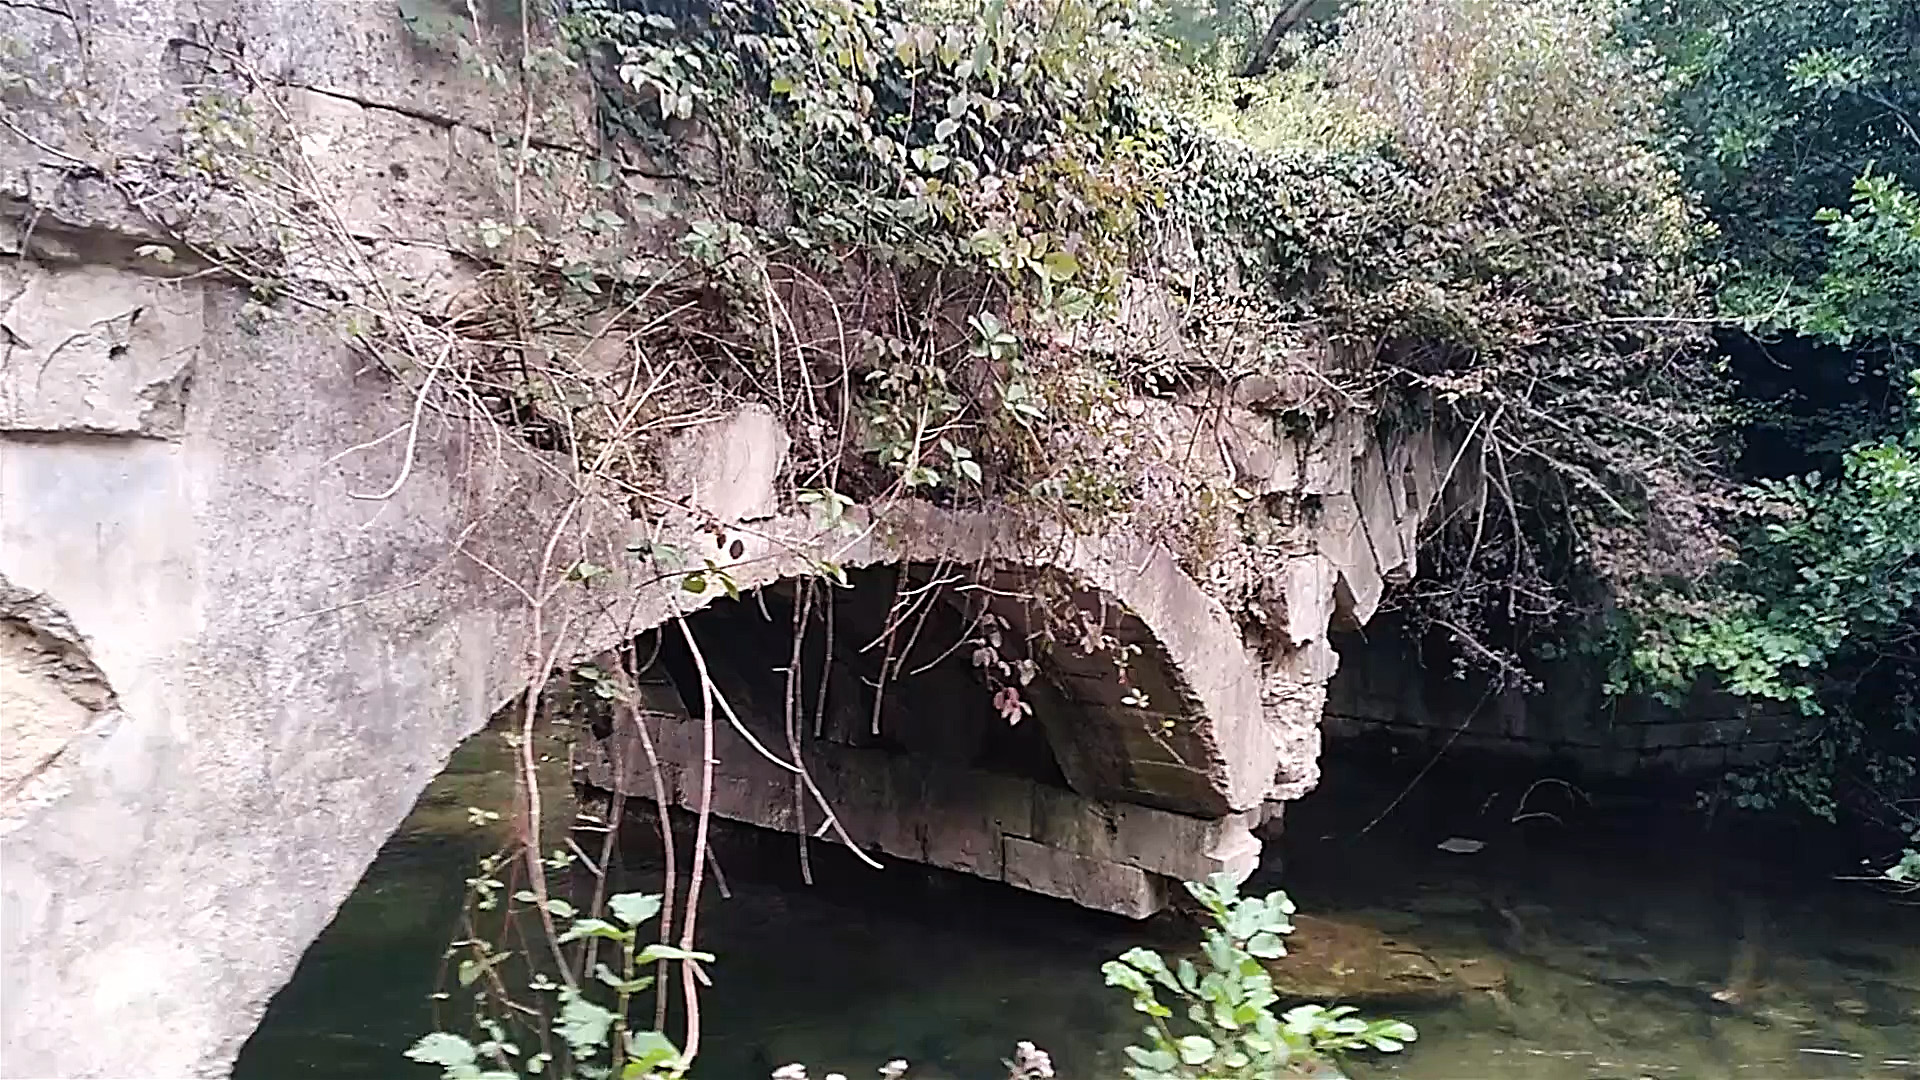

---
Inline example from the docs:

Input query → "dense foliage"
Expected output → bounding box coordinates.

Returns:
[1293,0,1726,673]
[440,0,1915,862]
[1129,0,1920,862]
[564,0,1728,667]
[1617,0,1919,858]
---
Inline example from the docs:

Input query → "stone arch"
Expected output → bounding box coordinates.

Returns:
[638,500,1281,815]
[576,503,1280,917]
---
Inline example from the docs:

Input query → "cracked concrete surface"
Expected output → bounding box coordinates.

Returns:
[0,262,202,438]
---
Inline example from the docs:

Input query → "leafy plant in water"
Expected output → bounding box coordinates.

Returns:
[408,892,708,1080]
[1103,874,1415,1078]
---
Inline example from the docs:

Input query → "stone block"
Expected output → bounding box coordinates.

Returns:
[1028,786,1261,882]
[1354,441,1409,583]
[362,241,484,320]
[1219,407,1301,495]
[1303,410,1364,495]
[1280,555,1336,648]
[1405,424,1445,516]
[0,264,202,438]
[1385,440,1423,579]
[1002,836,1166,919]
[1273,637,1341,685]
[660,404,789,523]
[1313,493,1383,626]
[0,605,111,800]
[285,88,456,243]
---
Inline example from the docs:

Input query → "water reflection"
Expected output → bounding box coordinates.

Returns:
[234,732,1920,1080]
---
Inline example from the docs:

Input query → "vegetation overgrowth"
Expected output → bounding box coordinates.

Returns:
[14,0,1912,1073]
[1613,0,1918,871]
[293,0,1920,1071]
[376,0,1914,1072]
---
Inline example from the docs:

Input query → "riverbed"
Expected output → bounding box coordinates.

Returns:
[234,733,1920,1080]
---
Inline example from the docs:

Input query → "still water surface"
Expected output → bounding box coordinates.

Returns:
[235,735,1919,1080]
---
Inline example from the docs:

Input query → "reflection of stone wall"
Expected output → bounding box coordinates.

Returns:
[1324,616,1791,775]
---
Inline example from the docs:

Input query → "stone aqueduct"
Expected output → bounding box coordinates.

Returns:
[0,2,1452,1076]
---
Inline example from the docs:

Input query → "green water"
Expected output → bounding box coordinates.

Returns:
[235,738,1920,1080]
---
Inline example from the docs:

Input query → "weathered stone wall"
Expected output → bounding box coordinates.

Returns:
[1,4,631,1075]
[0,264,579,1078]
[1323,616,1791,775]
[579,672,1263,920]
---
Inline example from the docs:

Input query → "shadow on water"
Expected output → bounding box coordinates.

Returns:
[232,733,515,1078]
[235,729,1920,1080]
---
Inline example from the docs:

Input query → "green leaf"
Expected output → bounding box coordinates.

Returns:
[405,1032,478,1069]
[1246,931,1286,959]
[1175,1036,1215,1065]
[608,892,663,928]
[1123,1046,1177,1072]
[622,1030,682,1075]
[557,918,631,944]
[557,988,616,1053]
[1175,957,1200,992]
[635,943,715,964]
[1102,959,1150,996]
[1040,249,1081,281]
[594,962,656,995]
[968,229,1005,256]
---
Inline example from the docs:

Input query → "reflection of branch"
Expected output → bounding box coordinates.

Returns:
[1510,777,1588,827]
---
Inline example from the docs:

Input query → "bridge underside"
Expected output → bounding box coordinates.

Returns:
[576,572,1269,918]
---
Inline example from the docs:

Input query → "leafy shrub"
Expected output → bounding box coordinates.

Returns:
[1250,0,1727,682]
[1617,0,1919,850]
[1103,874,1415,1078]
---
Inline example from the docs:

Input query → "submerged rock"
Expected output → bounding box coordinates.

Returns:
[1265,914,1495,1006]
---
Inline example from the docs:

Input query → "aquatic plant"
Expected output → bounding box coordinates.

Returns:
[1103,874,1416,1079]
